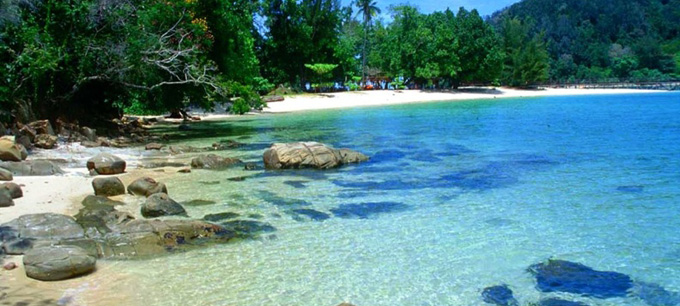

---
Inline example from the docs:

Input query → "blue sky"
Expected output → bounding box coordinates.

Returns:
[341,0,521,17]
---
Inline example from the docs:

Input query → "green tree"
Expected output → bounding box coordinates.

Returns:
[453,7,503,87]
[500,18,550,86]
[355,0,381,83]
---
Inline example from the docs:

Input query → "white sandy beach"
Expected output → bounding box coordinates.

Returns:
[261,87,665,113]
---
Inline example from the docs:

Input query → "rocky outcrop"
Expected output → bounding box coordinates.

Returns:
[33,134,58,149]
[0,160,64,176]
[191,154,241,169]
[1,182,22,199]
[0,167,11,181]
[0,137,27,162]
[0,188,13,207]
[92,177,125,196]
[28,120,55,136]
[141,193,187,218]
[263,142,369,169]
[127,177,168,197]
[87,153,126,175]
[23,245,96,281]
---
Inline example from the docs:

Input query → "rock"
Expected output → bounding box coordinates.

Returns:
[262,95,285,103]
[80,127,97,142]
[141,193,187,218]
[178,168,191,173]
[203,212,241,222]
[3,262,17,270]
[127,177,168,197]
[19,125,37,143]
[0,188,14,207]
[633,281,680,306]
[481,285,518,306]
[0,138,27,162]
[528,259,633,298]
[1,182,22,199]
[23,245,96,281]
[28,120,55,136]
[220,220,276,238]
[244,162,258,170]
[92,177,125,196]
[81,195,124,207]
[0,167,12,181]
[15,134,32,150]
[145,142,164,150]
[191,154,241,169]
[34,134,58,149]
[1,213,86,254]
[263,142,369,170]
[538,298,588,306]
[81,140,101,148]
[0,160,64,176]
[86,153,126,175]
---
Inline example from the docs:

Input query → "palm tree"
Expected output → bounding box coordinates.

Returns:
[355,0,381,85]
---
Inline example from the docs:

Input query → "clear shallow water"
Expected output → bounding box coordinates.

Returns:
[115,93,679,305]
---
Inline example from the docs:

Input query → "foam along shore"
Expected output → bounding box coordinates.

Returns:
[261,87,667,113]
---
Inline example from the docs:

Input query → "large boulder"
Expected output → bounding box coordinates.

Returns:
[0,137,27,162]
[0,167,12,181]
[127,177,168,197]
[23,245,96,281]
[1,182,22,199]
[1,213,86,255]
[191,154,241,169]
[87,153,126,175]
[141,193,187,218]
[34,134,58,149]
[92,177,125,196]
[263,142,369,170]
[0,160,64,176]
[0,188,13,207]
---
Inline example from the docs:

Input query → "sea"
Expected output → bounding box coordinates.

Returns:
[42,93,680,305]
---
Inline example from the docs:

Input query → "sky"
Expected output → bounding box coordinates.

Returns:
[341,0,521,18]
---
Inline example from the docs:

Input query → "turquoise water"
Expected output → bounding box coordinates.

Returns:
[120,93,680,305]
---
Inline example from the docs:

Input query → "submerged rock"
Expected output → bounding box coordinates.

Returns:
[633,281,680,306]
[263,142,369,170]
[190,154,242,169]
[203,212,241,222]
[481,285,518,306]
[1,182,22,199]
[528,259,633,298]
[92,177,125,196]
[141,193,187,218]
[127,177,168,197]
[538,298,588,306]
[0,160,64,176]
[23,245,96,281]
[221,220,276,238]
[87,153,126,175]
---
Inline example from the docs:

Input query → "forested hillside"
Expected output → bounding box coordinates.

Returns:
[491,0,680,82]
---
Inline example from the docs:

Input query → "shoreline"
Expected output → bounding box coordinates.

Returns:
[0,87,673,304]
[259,87,668,114]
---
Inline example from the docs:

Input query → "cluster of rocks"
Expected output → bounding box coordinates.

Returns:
[0,146,25,207]
[481,259,680,306]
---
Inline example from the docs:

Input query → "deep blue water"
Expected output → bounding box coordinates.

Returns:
[123,92,680,306]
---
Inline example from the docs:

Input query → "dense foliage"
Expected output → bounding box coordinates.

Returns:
[491,0,680,82]
[1,0,678,122]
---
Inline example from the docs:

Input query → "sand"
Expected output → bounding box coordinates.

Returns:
[261,87,665,113]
